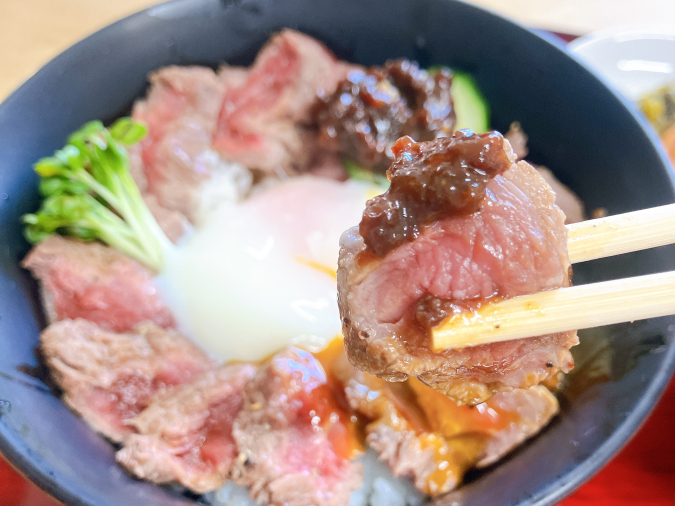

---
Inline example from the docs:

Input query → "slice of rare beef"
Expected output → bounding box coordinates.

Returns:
[130,30,354,224]
[534,166,585,225]
[22,236,174,333]
[127,143,191,243]
[232,347,363,506]
[117,364,257,493]
[335,354,558,495]
[474,386,559,467]
[213,29,353,175]
[338,131,578,405]
[41,318,213,443]
[132,65,252,225]
[504,122,585,224]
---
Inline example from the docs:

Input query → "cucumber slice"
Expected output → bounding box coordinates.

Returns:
[451,71,490,133]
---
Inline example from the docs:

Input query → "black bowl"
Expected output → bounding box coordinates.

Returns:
[1,1,674,505]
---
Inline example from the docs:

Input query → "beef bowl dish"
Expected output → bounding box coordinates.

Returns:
[1,1,675,506]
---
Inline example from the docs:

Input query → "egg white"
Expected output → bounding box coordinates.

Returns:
[157,176,382,362]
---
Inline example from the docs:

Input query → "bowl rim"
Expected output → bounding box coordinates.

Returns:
[568,25,675,54]
[1,1,674,505]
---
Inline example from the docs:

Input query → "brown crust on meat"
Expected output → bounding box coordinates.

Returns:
[37,284,57,325]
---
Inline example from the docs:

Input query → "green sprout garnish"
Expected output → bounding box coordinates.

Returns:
[22,118,170,271]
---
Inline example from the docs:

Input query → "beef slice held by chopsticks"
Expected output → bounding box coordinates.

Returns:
[337,131,577,405]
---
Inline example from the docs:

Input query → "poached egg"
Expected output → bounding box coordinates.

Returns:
[158,176,382,361]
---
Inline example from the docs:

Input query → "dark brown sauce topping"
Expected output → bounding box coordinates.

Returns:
[312,59,456,172]
[414,293,500,329]
[389,293,504,353]
[415,294,463,328]
[359,130,515,258]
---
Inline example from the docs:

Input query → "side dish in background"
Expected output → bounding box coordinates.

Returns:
[641,83,675,164]
[569,30,675,167]
[21,29,584,506]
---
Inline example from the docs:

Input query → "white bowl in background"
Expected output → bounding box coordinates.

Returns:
[569,28,675,100]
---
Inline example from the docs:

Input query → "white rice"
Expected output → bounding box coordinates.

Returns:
[206,450,426,506]
[349,450,425,506]
[194,151,252,224]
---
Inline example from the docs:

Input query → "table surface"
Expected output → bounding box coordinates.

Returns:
[1,1,675,505]
[3,0,675,100]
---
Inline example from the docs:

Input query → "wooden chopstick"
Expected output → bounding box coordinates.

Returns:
[567,203,675,264]
[431,270,675,351]
[430,203,675,351]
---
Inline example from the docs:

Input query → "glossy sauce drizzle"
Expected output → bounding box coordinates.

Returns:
[303,341,365,459]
